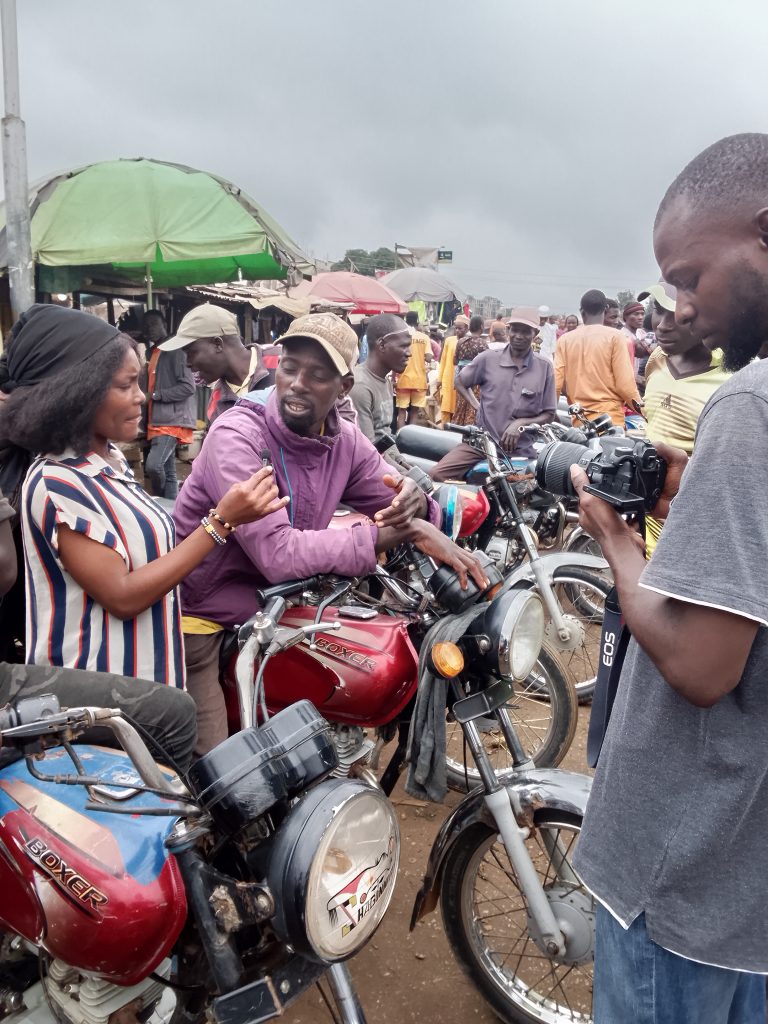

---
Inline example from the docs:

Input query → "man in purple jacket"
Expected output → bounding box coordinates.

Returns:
[174,312,486,753]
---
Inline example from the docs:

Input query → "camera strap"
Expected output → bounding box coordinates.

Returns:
[587,586,631,768]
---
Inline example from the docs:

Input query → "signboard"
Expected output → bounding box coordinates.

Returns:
[437,250,453,263]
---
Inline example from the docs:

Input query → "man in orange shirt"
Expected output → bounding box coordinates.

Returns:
[142,310,197,499]
[554,289,641,427]
[395,310,433,428]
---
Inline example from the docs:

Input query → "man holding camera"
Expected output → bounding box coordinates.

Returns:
[572,134,768,1023]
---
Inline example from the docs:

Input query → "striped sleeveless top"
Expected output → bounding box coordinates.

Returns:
[22,447,185,687]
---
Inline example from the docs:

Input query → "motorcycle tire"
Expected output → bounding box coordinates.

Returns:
[440,812,594,1024]
[548,567,612,705]
[445,647,577,793]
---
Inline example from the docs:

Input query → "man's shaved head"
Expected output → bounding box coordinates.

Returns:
[656,133,768,227]
[367,313,408,345]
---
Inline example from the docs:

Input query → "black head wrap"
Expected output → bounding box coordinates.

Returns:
[0,305,122,510]
[0,304,120,394]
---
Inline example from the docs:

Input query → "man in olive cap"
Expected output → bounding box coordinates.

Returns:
[160,303,271,423]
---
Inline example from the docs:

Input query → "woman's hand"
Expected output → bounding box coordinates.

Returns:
[215,467,289,527]
[409,520,490,591]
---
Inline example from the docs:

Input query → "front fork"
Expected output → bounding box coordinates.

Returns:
[492,476,573,644]
[327,964,367,1024]
[451,681,568,957]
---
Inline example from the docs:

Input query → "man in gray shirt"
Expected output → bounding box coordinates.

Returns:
[349,314,411,446]
[572,133,768,1022]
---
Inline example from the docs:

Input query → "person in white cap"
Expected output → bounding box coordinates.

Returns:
[537,304,558,362]
[637,281,730,555]
[160,303,270,423]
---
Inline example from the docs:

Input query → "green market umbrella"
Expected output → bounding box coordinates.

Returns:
[0,158,314,294]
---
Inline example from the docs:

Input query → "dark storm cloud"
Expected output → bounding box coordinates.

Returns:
[9,0,768,311]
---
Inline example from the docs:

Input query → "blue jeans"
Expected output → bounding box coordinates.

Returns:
[145,434,179,499]
[594,906,766,1024]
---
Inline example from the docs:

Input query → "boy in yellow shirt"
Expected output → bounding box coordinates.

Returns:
[640,282,730,553]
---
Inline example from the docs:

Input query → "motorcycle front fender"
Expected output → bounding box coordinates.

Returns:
[410,768,592,928]
[563,525,591,550]
[503,550,609,589]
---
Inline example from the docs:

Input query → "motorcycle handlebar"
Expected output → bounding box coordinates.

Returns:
[446,423,479,437]
[255,575,323,606]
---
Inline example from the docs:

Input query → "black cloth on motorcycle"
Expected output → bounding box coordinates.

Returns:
[586,586,630,768]
[405,604,482,802]
[0,304,120,507]
[0,661,197,773]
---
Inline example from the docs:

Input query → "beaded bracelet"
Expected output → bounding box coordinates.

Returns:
[208,508,236,533]
[201,516,227,546]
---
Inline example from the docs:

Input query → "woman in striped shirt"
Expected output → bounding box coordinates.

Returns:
[0,305,287,690]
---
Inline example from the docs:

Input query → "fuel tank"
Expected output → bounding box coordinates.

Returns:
[0,746,186,985]
[257,608,419,727]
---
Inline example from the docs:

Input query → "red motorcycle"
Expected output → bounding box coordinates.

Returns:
[219,534,578,795]
[222,550,595,1024]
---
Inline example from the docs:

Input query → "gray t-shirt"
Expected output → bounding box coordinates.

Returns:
[350,364,394,444]
[574,358,768,973]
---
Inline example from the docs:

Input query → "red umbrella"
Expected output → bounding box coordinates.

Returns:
[297,271,409,314]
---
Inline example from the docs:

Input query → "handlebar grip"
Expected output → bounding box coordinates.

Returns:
[255,575,322,606]
[446,423,476,436]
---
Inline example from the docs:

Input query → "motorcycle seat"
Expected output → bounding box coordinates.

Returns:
[397,425,463,462]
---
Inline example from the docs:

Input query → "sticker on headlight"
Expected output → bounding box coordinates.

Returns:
[327,837,396,937]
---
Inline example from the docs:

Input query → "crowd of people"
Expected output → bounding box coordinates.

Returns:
[0,131,767,1023]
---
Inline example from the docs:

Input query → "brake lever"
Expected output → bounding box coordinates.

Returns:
[267,620,341,655]
[313,579,353,627]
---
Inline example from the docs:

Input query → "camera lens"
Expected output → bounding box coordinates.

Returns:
[535,441,596,496]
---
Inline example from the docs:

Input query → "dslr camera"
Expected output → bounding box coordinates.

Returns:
[536,436,667,513]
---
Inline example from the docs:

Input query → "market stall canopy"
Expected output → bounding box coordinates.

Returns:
[0,158,314,293]
[293,271,408,314]
[378,266,466,303]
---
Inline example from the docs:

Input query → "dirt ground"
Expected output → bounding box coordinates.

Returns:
[283,708,593,1024]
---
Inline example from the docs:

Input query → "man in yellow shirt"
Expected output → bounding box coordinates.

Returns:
[555,288,641,426]
[436,314,469,425]
[396,310,433,428]
[640,281,730,553]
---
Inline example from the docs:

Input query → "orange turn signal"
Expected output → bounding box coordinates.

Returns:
[431,642,465,678]
[485,582,503,601]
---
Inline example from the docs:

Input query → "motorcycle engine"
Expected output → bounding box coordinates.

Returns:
[329,724,375,778]
[32,959,175,1024]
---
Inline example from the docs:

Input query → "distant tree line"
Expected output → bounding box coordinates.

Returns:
[331,247,398,276]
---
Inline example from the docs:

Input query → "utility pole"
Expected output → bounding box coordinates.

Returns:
[1,0,33,319]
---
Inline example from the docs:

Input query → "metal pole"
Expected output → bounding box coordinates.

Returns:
[0,0,34,319]
[145,262,154,309]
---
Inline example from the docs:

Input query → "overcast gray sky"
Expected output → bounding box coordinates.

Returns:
[7,0,768,312]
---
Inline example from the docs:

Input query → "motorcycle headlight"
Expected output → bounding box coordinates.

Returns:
[471,589,544,681]
[267,779,400,962]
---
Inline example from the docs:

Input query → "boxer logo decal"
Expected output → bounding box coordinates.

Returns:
[24,837,109,914]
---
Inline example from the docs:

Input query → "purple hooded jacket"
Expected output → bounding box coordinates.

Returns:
[173,390,441,628]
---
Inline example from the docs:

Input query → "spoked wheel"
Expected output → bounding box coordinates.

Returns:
[445,648,577,793]
[546,569,611,704]
[440,813,594,1024]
